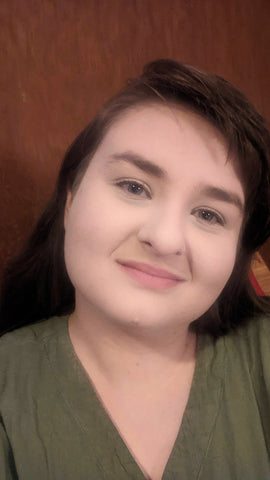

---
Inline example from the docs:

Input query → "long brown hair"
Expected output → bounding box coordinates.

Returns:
[1,59,270,336]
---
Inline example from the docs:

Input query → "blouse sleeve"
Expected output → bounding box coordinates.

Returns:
[0,420,18,480]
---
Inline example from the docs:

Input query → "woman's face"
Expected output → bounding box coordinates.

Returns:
[64,104,245,331]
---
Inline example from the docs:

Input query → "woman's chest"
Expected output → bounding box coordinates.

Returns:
[91,367,195,480]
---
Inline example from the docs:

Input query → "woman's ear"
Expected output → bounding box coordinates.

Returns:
[64,191,72,229]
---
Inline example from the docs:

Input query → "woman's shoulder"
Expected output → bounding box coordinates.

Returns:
[222,314,270,393]
[225,314,270,352]
[0,316,68,373]
[0,315,68,345]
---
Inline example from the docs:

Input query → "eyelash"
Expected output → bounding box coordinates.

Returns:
[115,179,151,198]
[115,180,225,226]
[192,208,225,226]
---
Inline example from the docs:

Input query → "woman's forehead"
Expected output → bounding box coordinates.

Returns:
[82,103,245,208]
[97,104,226,157]
[97,105,238,165]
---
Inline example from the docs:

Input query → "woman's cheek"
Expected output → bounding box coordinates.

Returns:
[192,233,238,280]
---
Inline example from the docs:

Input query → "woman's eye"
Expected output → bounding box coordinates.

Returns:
[194,209,224,226]
[116,180,151,198]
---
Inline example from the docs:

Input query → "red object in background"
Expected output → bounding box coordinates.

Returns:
[249,271,265,295]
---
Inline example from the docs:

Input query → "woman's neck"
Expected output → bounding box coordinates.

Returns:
[68,304,196,390]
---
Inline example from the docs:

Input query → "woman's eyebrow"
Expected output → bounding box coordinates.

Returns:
[199,185,244,213]
[108,152,244,213]
[108,151,166,179]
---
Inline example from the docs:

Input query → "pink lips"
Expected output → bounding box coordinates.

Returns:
[117,260,183,289]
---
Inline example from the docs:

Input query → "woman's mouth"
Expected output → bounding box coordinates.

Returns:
[117,260,183,289]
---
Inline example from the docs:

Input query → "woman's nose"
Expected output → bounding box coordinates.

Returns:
[137,207,186,257]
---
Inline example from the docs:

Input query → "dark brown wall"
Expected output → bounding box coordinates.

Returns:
[1,0,270,271]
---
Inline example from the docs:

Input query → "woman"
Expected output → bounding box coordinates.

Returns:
[0,59,270,480]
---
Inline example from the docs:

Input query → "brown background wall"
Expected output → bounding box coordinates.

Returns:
[1,0,270,273]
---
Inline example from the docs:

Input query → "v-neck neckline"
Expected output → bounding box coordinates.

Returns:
[43,317,225,479]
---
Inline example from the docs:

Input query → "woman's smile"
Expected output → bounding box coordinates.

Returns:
[116,260,183,289]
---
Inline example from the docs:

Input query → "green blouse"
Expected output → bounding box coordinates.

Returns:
[0,315,269,479]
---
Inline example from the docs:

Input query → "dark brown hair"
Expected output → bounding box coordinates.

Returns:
[1,59,270,336]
